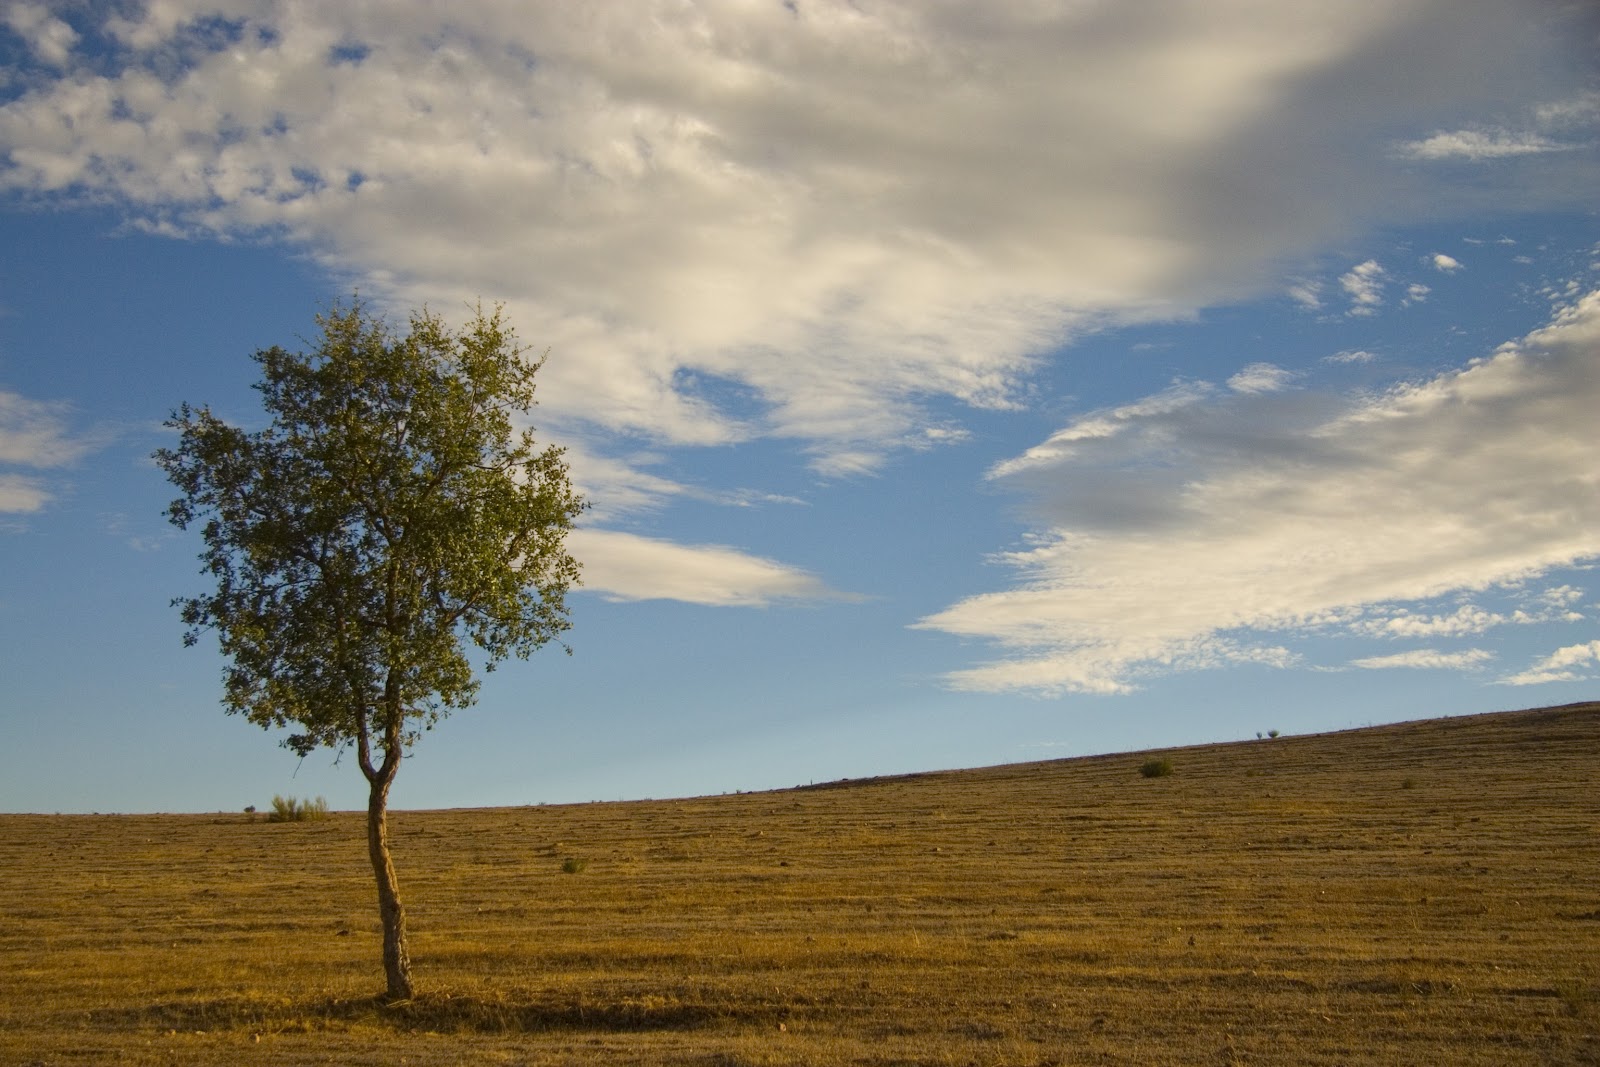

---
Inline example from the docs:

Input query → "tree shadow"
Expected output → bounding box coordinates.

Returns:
[89,989,782,1035]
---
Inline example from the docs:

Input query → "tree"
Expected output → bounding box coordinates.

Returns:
[156,300,583,1000]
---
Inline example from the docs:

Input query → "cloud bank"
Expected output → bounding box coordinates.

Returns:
[916,290,1600,694]
[1,1,1594,611]
[2,0,1593,476]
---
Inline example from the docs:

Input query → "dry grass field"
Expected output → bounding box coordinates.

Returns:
[2,702,1597,1066]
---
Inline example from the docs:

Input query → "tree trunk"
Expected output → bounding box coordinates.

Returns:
[366,770,414,1001]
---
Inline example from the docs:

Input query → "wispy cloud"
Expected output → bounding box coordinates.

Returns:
[1340,260,1387,316]
[1498,640,1600,687]
[1325,349,1377,365]
[1397,90,1600,163]
[917,289,1600,694]
[1350,648,1493,671]
[568,528,856,608]
[1227,363,1295,395]
[1399,129,1568,161]
[0,389,96,515]
[0,474,51,515]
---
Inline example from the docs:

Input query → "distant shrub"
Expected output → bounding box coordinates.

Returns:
[1401,777,1418,790]
[561,856,588,875]
[243,804,257,814]
[267,795,330,822]
[1267,729,1280,739]
[1139,758,1174,779]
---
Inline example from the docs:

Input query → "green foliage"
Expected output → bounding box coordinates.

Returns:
[155,300,584,763]
[267,795,330,822]
[1267,729,1281,739]
[560,856,588,875]
[157,299,584,999]
[1139,757,1174,779]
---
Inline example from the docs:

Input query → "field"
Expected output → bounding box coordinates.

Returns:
[2,702,1598,1066]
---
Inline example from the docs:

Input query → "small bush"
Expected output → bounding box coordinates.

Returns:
[1139,758,1174,779]
[1267,729,1280,739]
[243,805,256,814]
[1401,776,1418,790]
[561,857,588,875]
[267,795,330,822]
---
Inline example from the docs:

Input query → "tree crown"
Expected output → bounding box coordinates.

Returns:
[157,301,583,760]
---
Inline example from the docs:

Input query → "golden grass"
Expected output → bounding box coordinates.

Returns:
[2,702,1597,1065]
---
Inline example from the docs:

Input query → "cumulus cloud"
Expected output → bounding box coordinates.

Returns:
[1350,648,1493,671]
[0,0,1591,480]
[568,528,852,607]
[1431,253,1463,272]
[1499,640,1600,687]
[916,289,1600,694]
[3,3,78,68]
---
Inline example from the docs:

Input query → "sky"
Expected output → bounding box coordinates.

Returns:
[1,0,1597,814]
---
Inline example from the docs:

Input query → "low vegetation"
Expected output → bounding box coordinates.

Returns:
[1138,756,1174,778]
[1,702,1596,1065]
[265,795,330,823]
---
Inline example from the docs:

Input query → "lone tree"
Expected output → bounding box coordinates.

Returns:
[157,301,583,1000]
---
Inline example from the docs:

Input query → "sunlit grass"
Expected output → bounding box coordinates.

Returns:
[1,702,1596,1065]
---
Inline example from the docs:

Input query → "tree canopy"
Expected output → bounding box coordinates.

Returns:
[157,300,583,998]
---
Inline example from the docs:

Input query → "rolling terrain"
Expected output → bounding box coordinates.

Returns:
[2,702,1597,1065]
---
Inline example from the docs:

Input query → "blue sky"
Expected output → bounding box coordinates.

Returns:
[2,1,1597,813]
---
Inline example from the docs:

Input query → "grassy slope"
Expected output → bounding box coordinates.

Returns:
[2,702,1597,1066]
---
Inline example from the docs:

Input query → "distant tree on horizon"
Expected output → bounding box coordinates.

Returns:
[157,299,583,1000]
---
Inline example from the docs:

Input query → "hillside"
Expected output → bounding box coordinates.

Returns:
[1,702,1597,1065]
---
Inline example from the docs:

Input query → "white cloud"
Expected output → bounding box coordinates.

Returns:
[1498,639,1600,687]
[1350,648,1493,671]
[1355,604,1503,638]
[917,289,1600,694]
[4,3,79,68]
[1227,363,1295,394]
[1398,89,1600,163]
[1431,253,1463,272]
[0,390,90,468]
[1287,281,1324,310]
[568,528,852,607]
[561,441,805,524]
[0,1,1591,477]
[0,473,51,514]
[1340,260,1387,316]
[0,389,96,515]
[1398,129,1568,161]
[1325,349,1377,364]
